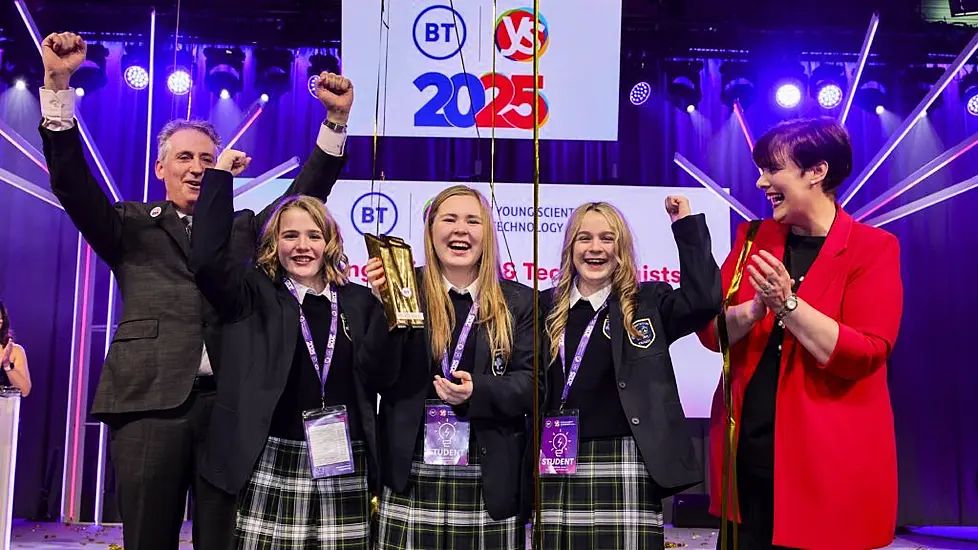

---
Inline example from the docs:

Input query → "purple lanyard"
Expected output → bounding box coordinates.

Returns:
[441,301,480,378]
[558,301,608,407]
[284,279,338,408]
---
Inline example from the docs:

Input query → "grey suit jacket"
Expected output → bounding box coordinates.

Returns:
[41,124,344,418]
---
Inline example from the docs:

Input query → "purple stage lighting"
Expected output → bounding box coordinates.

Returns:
[220,89,231,100]
[630,82,651,106]
[776,82,802,108]
[167,69,192,95]
[875,105,885,115]
[14,79,26,90]
[124,66,149,90]
[817,84,843,109]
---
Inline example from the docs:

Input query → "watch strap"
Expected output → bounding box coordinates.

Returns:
[323,119,347,133]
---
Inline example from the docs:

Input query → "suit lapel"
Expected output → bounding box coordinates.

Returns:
[335,284,358,345]
[609,295,624,380]
[156,202,192,259]
[795,206,851,307]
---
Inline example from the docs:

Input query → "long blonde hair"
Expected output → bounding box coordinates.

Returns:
[256,195,350,287]
[422,185,513,362]
[545,202,642,364]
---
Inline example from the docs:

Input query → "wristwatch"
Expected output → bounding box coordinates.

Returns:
[323,119,347,133]
[776,294,798,321]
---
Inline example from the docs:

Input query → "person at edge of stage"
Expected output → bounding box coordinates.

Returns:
[698,117,903,549]
[39,30,353,550]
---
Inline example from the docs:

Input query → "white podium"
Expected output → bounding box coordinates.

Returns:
[0,388,20,550]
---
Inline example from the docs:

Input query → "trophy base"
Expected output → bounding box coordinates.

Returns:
[394,312,425,329]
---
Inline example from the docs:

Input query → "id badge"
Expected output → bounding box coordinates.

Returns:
[539,409,580,475]
[423,400,470,466]
[301,405,355,479]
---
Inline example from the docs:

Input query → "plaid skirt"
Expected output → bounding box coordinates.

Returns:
[539,436,664,550]
[376,440,522,550]
[234,436,371,550]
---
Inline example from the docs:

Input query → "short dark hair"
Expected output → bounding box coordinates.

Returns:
[0,300,10,346]
[752,117,854,194]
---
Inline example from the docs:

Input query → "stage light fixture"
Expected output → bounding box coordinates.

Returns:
[854,66,888,114]
[771,63,806,110]
[1,40,42,90]
[896,66,944,114]
[810,64,847,109]
[69,43,107,94]
[307,52,340,98]
[255,48,294,100]
[630,81,651,105]
[121,44,149,90]
[959,71,978,116]
[776,82,803,108]
[164,47,194,96]
[204,47,244,98]
[720,61,757,109]
[665,61,702,113]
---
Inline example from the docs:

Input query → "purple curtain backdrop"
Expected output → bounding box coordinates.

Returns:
[1,45,976,527]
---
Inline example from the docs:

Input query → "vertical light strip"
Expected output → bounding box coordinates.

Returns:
[853,131,978,222]
[863,174,978,228]
[839,12,879,126]
[143,8,157,201]
[15,0,123,203]
[93,273,117,525]
[60,235,95,522]
[840,31,978,206]
[674,154,759,221]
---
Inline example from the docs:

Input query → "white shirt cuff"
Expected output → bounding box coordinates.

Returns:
[39,88,77,131]
[316,122,347,157]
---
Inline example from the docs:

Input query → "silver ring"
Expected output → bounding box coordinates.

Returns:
[760,284,771,293]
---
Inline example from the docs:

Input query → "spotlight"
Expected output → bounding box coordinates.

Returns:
[1,40,43,90]
[720,61,757,109]
[810,64,847,109]
[165,47,194,96]
[959,71,978,117]
[255,48,294,100]
[665,61,702,113]
[854,66,888,114]
[205,47,244,97]
[686,104,696,113]
[629,81,651,105]
[260,93,270,103]
[75,88,85,97]
[775,82,803,108]
[124,66,150,90]
[307,52,340,98]
[121,44,149,90]
[771,63,806,109]
[69,43,107,94]
[167,70,192,95]
[896,66,943,114]
[219,89,230,100]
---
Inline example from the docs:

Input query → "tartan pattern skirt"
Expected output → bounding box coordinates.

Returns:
[539,436,664,550]
[376,443,522,550]
[234,436,371,550]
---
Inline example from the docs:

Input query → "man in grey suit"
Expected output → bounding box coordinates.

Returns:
[39,31,354,549]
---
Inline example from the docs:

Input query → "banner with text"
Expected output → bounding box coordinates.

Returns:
[341,0,622,141]
[235,180,730,417]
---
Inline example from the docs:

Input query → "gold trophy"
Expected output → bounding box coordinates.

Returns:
[364,234,425,330]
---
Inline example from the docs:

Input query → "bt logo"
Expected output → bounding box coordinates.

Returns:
[495,8,550,62]
[350,192,398,236]
[413,5,467,61]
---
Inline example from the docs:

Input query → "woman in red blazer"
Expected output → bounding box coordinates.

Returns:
[697,118,903,549]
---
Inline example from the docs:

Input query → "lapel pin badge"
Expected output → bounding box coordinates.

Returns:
[150,206,162,218]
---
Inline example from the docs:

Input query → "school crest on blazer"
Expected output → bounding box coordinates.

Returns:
[492,351,506,376]
[628,318,655,348]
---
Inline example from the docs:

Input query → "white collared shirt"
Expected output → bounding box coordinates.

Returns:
[289,278,332,306]
[442,276,479,300]
[569,281,612,312]
[39,88,349,156]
